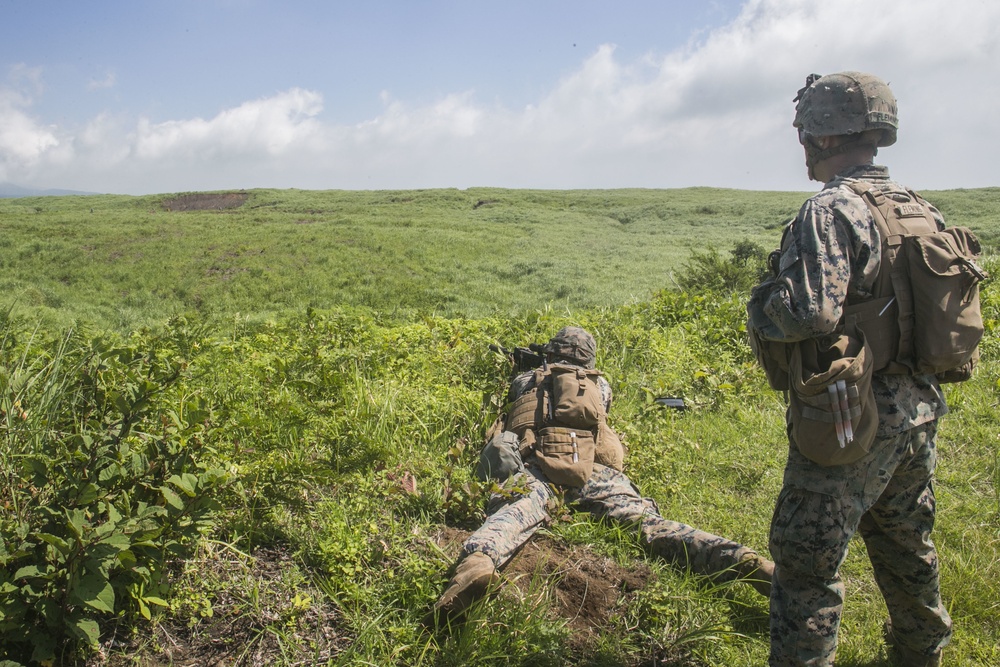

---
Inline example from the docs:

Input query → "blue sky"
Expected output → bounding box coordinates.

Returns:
[2,0,998,195]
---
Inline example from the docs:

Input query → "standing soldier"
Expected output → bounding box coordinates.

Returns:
[746,72,972,666]
[428,326,774,625]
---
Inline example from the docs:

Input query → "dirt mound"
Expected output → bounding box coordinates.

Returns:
[505,534,653,638]
[163,192,249,211]
[433,527,654,644]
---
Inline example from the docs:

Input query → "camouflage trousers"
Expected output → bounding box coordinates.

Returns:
[462,460,759,579]
[768,421,952,667]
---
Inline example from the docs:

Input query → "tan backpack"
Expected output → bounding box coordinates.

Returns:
[505,363,624,485]
[748,183,987,466]
[842,182,987,382]
[751,183,987,389]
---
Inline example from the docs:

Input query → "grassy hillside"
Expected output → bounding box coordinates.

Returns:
[0,187,816,331]
[5,186,997,333]
[1,188,998,666]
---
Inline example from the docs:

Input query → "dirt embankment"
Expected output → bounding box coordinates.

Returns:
[162,192,249,211]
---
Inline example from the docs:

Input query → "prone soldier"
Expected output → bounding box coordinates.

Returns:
[428,326,774,625]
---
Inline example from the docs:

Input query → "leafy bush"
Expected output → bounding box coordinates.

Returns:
[673,239,769,294]
[0,318,229,664]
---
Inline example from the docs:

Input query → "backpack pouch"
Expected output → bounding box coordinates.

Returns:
[748,326,792,391]
[905,227,986,374]
[549,366,604,428]
[535,426,595,487]
[788,333,877,467]
[594,420,625,471]
[936,347,979,384]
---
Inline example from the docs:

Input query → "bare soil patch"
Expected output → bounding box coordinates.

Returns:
[506,535,653,641]
[162,192,249,211]
[432,527,654,647]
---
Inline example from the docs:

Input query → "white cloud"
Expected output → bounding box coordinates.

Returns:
[3,0,999,193]
[0,70,60,181]
[133,88,324,160]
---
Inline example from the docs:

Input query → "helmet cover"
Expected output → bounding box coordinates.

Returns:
[793,71,897,147]
[545,326,597,368]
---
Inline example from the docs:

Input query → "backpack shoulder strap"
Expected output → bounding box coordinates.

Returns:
[847,180,938,239]
[846,180,898,239]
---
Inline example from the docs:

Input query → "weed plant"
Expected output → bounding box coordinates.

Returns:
[0,315,229,663]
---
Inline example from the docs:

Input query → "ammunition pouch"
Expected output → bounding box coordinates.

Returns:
[534,426,595,487]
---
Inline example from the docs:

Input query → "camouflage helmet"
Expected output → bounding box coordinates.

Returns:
[793,71,898,147]
[545,326,597,368]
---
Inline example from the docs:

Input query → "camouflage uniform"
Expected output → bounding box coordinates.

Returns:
[747,164,952,666]
[462,362,763,582]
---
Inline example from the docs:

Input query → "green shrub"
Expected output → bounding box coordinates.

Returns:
[0,318,229,664]
[673,239,769,294]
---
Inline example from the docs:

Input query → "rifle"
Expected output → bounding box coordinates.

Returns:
[489,343,547,374]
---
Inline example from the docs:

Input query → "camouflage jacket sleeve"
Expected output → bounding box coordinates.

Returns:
[747,185,881,342]
[596,376,613,413]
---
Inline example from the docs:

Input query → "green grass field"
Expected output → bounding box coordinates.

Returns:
[1,187,998,666]
[1,187,817,330]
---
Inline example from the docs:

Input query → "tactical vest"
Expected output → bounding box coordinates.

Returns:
[505,363,624,485]
[751,182,986,389]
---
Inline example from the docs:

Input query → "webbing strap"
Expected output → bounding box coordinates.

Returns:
[843,181,942,370]
[801,403,863,423]
[801,383,860,405]
[852,182,937,239]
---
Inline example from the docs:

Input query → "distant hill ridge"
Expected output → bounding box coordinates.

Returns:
[0,182,100,198]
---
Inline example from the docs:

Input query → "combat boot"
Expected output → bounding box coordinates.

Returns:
[735,552,774,598]
[428,552,499,625]
[884,620,942,667]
